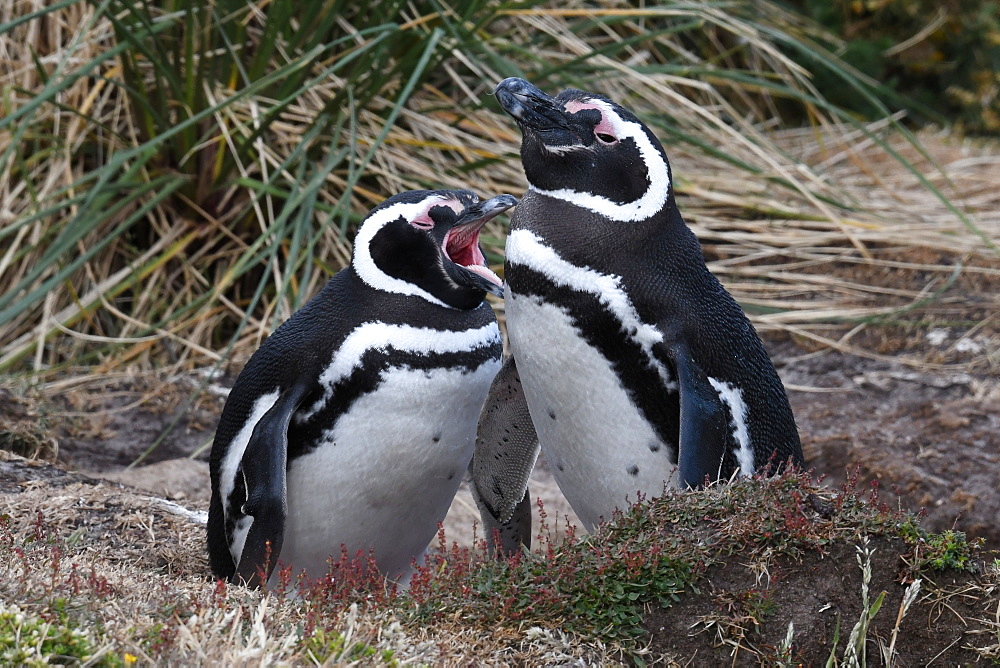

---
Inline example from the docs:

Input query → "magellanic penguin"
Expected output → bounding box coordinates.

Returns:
[471,78,803,541]
[208,189,515,586]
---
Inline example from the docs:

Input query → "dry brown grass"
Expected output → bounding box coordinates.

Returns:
[1,450,631,665]
[2,1,997,383]
[689,127,1000,369]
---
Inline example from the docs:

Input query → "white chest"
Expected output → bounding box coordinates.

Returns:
[506,291,679,531]
[277,360,500,582]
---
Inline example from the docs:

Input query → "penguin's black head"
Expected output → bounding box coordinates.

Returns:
[494,77,672,222]
[353,189,515,310]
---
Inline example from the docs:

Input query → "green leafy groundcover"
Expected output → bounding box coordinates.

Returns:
[0,602,103,667]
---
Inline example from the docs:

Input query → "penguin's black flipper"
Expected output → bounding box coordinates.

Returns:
[656,332,730,490]
[469,356,538,552]
[234,384,308,587]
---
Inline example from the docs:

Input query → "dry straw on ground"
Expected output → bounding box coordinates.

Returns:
[1,448,624,665]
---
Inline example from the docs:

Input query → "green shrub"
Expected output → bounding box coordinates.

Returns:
[786,0,1000,133]
[0,602,104,666]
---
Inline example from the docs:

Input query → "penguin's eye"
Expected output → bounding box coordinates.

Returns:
[596,132,617,144]
[409,214,434,230]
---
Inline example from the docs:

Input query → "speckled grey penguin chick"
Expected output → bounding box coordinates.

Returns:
[470,79,803,546]
[208,189,515,586]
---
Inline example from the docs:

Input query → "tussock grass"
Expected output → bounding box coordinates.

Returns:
[2,0,997,383]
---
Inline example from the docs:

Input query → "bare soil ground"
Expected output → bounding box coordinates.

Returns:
[646,533,995,665]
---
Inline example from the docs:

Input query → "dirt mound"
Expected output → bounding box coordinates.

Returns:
[3,449,998,664]
[648,535,990,664]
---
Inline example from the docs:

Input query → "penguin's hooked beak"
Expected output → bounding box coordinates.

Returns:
[494,78,568,129]
[442,194,516,298]
[494,78,593,149]
[453,193,518,229]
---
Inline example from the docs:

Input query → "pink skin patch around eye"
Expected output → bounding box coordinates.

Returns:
[411,198,461,230]
[563,100,617,140]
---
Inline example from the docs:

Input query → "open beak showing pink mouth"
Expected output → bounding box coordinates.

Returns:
[442,194,516,298]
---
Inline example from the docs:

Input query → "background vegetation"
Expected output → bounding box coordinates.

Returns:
[3,0,996,384]
[786,0,1000,133]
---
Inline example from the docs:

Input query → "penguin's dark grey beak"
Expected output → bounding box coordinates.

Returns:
[494,78,593,149]
[453,193,518,229]
[442,194,516,298]
[494,78,567,128]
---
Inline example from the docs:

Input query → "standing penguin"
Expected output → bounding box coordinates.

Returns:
[471,79,803,539]
[208,189,515,586]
